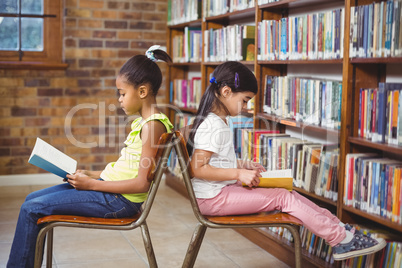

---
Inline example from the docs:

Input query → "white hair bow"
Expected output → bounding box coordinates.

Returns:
[145,45,161,62]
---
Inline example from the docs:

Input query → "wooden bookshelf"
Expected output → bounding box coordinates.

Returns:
[166,0,402,267]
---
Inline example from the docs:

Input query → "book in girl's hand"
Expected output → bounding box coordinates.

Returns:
[243,169,293,191]
[28,138,77,179]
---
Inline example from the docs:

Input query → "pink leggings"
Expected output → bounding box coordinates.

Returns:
[197,182,346,247]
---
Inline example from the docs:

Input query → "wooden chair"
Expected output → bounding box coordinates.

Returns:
[172,130,303,268]
[34,132,174,268]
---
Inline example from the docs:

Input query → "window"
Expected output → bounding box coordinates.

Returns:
[0,0,66,69]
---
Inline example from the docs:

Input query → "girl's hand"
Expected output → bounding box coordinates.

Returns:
[237,169,261,188]
[66,172,96,191]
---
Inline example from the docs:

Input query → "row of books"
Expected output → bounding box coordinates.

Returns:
[300,226,335,264]
[171,77,202,109]
[343,241,402,268]
[268,224,402,267]
[350,0,402,58]
[358,83,402,146]
[262,75,342,130]
[204,24,256,62]
[266,225,335,264]
[342,225,402,268]
[172,27,202,63]
[257,8,345,61]
[239,128,339,201]
[167,0,201,26]
[295,143,339,202]
[203,0,255,18]
[344,153,402,223]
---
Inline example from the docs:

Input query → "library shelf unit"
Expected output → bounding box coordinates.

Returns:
[166,0,402,267]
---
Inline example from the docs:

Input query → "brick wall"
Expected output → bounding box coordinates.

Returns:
[0,0,168,175]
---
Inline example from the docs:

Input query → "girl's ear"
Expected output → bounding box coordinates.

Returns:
[138,85,149,99]
[221,86,232,98]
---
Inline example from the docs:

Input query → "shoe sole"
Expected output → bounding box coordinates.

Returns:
[332,239,387,261]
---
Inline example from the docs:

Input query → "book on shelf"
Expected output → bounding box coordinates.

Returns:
[204,24,255,62]
[203,0,254,18]
[172,27,202,63]
[257,7,344,61]
[242,169,293,191]
[262,75,342,130]
[167,0,201,26]
[173,77,202,109]
[350,0,402,58]
[28,137,77,179]
[358,83,402,145]
[299,226,334,264]
[343,153,402,223]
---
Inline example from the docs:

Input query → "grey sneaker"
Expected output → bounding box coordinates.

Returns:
[332,233,386,261]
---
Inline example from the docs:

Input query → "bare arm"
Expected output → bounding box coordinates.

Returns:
[191,148,261,187]
[237,159,266,172]
[67,120,167,193]
[74,170,103,179]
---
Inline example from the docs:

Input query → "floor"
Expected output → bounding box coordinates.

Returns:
[0,179,290,268]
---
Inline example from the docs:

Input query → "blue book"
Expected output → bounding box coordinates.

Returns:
[371,161,378,214]
[281,17,287,59]
[28,137,77,179]
[377,83,386,142]
[294,17,298,55]
[363,5,368,58]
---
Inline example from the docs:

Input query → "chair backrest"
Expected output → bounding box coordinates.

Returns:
[173,130,209,224]
[137,132,174,223]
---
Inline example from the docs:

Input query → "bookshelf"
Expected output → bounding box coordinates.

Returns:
[166,0,402,267]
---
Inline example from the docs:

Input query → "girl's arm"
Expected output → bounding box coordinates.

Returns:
[237,159,266,172]
[67,120,167,193]
[75,170,103,179]
[191,148,261,187]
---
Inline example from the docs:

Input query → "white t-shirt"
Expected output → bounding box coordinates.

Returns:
[192,113,237,199]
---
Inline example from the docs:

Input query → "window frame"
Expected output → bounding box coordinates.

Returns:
[0,0,67,70]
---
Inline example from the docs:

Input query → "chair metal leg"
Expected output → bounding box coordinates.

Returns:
[46,228,53,268]
[182,223,207,268]
[34,226,49,268]
[285,225,301,268]
[140,222,157,268]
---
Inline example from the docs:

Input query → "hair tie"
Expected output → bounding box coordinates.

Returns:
[210,77,217,84]
[145,45,160,62]
[234,72,239,88]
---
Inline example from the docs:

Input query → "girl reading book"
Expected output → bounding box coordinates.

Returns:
[7,46,173,268]
[186,61,386,261]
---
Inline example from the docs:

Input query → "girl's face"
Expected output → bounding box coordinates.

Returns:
[116,75,141,115]
[221,88,255,116]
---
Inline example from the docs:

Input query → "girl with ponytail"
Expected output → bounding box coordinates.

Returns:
[187,61,386,261]
[7,46,174,267]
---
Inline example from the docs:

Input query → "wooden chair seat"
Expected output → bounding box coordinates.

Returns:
[34,132,174,268]
[172,130,302,268]
[37,213,141,226]
[205,212,303,225]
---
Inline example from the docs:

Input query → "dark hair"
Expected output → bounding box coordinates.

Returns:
[186,61,258,156]
[118,49,172,95]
